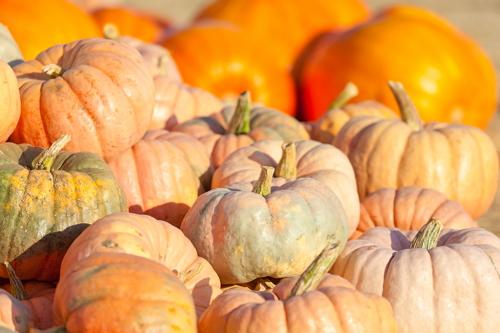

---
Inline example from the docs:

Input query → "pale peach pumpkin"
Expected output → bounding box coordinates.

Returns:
[0,61,20,142]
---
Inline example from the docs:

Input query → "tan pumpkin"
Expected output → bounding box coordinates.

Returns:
[212,140,360,236]
[332,219,500,332]
[0,60,20,142]
[355,186,477,239]
[12,38,155,161]
[60,212,221,317]
[334,82,499,219]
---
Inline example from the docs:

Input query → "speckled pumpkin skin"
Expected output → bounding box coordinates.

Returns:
[0,142,126,281]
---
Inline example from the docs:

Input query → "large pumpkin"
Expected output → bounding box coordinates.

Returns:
[197,0,370,71]
[60,212,222,317]
[212,140,360,236]
[334,82,499,219]
[0,0,100,60]
[0,61,20,142]
[12,38,155,161]
[0,136,126,281]
[300,5,498,126]
[332,219,500,332]
[0,24,22,65]
[108,129,210,227]
[162,21,296,115]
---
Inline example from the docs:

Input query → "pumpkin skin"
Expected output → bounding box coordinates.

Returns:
[0,141,126,281]
[108,129,210,227]
[212,140,360,236]
[355,186,477,239]
[0,61,20,143]
[55,253,197,333]
[0,0,100,60]
[332,225,500,332]
[300,5,498,125]
[12,38,155,161]
[197,0,370,71]
[162,21,296,115]
[0,24,22,66]
[60,212,221,317]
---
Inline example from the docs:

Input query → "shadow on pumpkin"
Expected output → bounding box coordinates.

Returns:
[129,203,190,228]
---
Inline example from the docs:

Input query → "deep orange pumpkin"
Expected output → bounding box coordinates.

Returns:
[162,21,296,116]
[299,5,497,127]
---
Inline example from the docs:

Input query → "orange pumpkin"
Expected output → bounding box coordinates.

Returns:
[300,5,498,126]
[93,6,170,43]
[0,61,20,142]
[162,21,296,116]
[0,0,101,60]
[197,0,370,71]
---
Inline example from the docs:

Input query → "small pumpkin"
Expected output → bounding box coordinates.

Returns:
[212,140,360,236]
[182,165,348,284]
[0,24,23,66]
[174,92,309,168]
[55,253,197,332]
[332,219,500,332]
[0,61,20,142]
[0,0,101,60]
[108,129,211,227]
[0,136,126,281]
[334,82,499,219]
[12,38,155,161]
[355,186,477,239]
[300,5,497,126]
[60,212,222,317]
[199,240,397,333]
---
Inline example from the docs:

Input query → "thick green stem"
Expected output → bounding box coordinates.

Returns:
[388,81,423,131]
[227,91,251,135]
[328,82,359,110]
[275,142,297,180]
[42,64,63,78]
[252,166,274,197]
[103,23,120,39]
[32,135,71,171]
[4,262,27,300]
[289,238,341,297]
[410,218,443,250]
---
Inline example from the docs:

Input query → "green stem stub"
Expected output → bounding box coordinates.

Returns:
[252,166,274,197]
[275,142,297,180]
[289,238,341,297]
[4,262,27,300]
[227,91,251,135]
[388,81,423,131]
[328,82,359,111]
[32,134,71,171]
[410,218,443,250]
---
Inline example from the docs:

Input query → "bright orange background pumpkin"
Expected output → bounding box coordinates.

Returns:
[0,0,101,60]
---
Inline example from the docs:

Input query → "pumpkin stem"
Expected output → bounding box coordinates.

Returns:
[227,91,251,135]
[4,262,27,300]
[32,135,71,171]
[103,23,120,39]
[289,238,341,297]
[252,166,274,197]
[328,82,359,111]
[410,218,443,250]
[275,142,297,180]
[42,64,63,78]
[388,81,423,131]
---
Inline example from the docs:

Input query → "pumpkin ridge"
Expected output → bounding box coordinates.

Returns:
[5,170,30,261]
[467,130,486,213]
[130,145,147,209]
[477,246,500,278]
[381,252,396,298]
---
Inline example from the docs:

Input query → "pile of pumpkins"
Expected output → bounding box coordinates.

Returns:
[0,0,499,332]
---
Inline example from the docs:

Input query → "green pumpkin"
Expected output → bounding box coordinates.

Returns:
[0,24,22,66]
[0,136,126,281]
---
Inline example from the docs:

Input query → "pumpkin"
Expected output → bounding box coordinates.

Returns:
[356,186,477,239]
[12,38,155,161]
[199,239,397,333]
[0,0,101,60]
[60,212,221,317]
[0,136,126,281]
[197,0,370,71]
[332,219,500,332]
[108,129,210,227]
[162,21,296,115]
[174,92,309,168]
[0,61,20,142]
[93,6,170,43]
[0,24,22,66]
[334,82,498,219]
[212,140,360,236]
[307,82,397,144]
[55,253,197,332]
[182,165,348,284]
[299,5,498,126]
